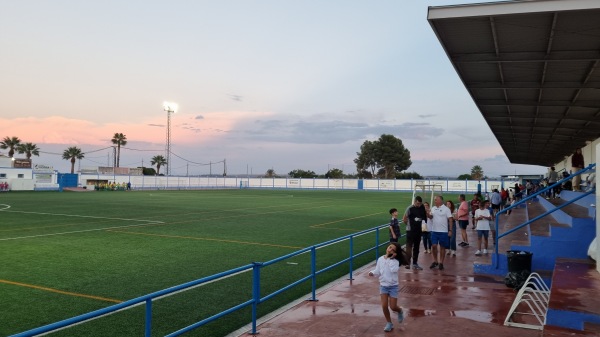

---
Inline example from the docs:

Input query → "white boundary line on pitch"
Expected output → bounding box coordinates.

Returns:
[0,205,164,241]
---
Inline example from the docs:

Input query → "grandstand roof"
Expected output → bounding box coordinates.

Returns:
[428,0,600,166]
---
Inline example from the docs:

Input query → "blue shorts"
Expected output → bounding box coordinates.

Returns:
[431,232,449,248]
[458,220,469,230]
[379,285,399,298]
[477,230,489,239]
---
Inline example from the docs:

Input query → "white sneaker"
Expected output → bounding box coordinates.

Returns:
[446,250,451,255]
[452,250,456,256]
[475,250,482,256]
[483,249,488,254]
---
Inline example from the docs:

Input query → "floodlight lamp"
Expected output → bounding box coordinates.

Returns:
[163,101,178,113]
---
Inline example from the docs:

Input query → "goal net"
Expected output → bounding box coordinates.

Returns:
[240,180,250,189]
[412,181,443,205]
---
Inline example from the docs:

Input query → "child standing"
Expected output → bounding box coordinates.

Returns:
[369,243,404,332]
[506,197,515,216]
[422,201,432,253]
[474,200,492,256]
[388,208,400,242]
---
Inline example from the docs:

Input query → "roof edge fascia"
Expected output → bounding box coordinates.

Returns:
[427,0,600,20]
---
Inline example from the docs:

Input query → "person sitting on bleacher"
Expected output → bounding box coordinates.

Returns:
[584,172,596,192]
[561,171,572,191]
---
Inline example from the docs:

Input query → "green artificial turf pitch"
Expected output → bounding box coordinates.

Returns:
[0,189,413,336]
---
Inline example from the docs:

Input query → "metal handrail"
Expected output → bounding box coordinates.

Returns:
[11,223,403,337]
[493,163,596,268]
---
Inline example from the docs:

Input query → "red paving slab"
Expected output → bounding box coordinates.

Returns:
[549,258,600,316]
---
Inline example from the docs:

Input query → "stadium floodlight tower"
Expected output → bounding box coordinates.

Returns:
[163,101,178,176]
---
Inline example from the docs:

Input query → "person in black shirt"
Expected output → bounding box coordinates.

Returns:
[403,196,427,270]
[388,208,400,242]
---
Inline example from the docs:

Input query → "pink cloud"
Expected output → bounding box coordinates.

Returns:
[0,110,270,147]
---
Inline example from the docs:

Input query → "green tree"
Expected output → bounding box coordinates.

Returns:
[288,169,317,178]
[265,169,276,178]
[325,168,344,179]
[150,155,167,176]
[0,136,21,157]
[357,169,373,179]
[355,134,412,179]
[16,142,40,159]
[62,146,85,174]
[140,166,156,176]
[111,133,128,167]
[354,140,377,177]
[457,174,472,180]
[471,165,484,181]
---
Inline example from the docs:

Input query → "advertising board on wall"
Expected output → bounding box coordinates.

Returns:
[33,164,54,173]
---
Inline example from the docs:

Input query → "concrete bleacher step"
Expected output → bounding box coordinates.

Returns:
[545,258,600,332]
[526,200,569,237]
[546,197,593,219]
[510,193,595,271]
[475,190,595,277]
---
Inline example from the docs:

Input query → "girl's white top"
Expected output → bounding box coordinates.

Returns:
[370,255,400,287]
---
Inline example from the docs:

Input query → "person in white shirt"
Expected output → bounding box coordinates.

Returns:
[426,195,453,271]
[369,243,404,332]
[474,200,492,256]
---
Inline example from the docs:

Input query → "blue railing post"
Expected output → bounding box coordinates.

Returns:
[308,246,318,301]
[375,228,380,260]
[494,215,500,268]
[250,262,262,335]
[348,236,354,281]
[145,299,152,337]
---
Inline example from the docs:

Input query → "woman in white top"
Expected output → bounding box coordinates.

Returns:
[474,200,492,256]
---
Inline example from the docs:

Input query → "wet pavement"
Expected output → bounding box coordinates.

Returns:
[240,249,540,337]
[229,213,599,337]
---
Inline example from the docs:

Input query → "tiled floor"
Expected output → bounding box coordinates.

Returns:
[230,210,599,337]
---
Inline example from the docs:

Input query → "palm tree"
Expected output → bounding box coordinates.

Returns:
[16,142,41,159]
[471,165,484,181]
[0,136,21,157]
[111,133,127,167]
[150,155,167,176]
[62,147,85,174]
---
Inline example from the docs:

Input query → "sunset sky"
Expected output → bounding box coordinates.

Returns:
[0,0,547,177]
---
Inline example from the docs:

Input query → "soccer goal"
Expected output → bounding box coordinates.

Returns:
[412,181,443,205]
[239,180,250,189]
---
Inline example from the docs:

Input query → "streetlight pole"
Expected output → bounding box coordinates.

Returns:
[163,102,178,176]
[112,146,116,168]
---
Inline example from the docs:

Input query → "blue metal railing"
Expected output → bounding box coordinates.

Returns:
[11,223,402,337]
[493,163,596,268]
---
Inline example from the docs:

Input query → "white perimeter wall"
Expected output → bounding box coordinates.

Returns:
[78,173,511,194]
